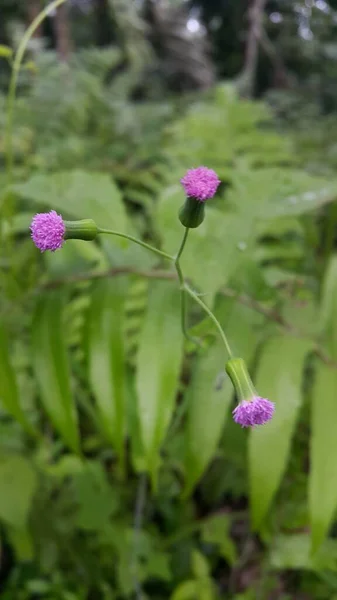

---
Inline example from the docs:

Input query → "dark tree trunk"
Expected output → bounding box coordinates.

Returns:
[95,0,114,46]
[53,3,72,61]
[27,0,43,38]
[242,0,267,96]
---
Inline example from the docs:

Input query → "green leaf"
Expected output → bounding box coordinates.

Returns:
[0,324,34,434]
[72,461,119,531]
[227,167,337,218]
[135,280,183,487]
[16,169,157,268]
[7,526,34,561]
[13,169,127,232]
[183,340,233,496]
[155,186,253,299]
[87,277,128,463]
[310,362,337,551]
[184,300,263,495]
[249,336,311,530]
[270,534,337,571]
[171,581,198,600]
[319,255,337,358]
[0,45,13,58]
[201,514,237,565]
[32,291,80,452]
[0,454,37,528]
[192,550,210,579]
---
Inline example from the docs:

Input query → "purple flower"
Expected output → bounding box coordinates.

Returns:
[180,166,220,202]
[30,210,65,252]
[233,396,275,428]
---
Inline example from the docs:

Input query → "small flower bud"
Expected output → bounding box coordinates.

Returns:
[226,358,275,427]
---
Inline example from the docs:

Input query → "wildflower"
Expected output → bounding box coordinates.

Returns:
[179,166,220,228]
[180,166,220,202]
[225,358,275,427]
[30,210,65,252]
[30,211,99,252]
[232,396,275,428]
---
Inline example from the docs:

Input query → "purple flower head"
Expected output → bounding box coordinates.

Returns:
[30,210,65,252]
[233,396,275,428]
[180,166,220,202]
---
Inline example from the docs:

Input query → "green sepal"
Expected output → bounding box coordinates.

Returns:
[64,219,98,241]
[179,197,205,229]
[225,357,256,401]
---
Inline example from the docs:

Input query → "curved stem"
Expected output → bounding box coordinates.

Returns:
[175,227,189,262]
[5,0,69,182]
[174,229,201,346]
[98,228,173,261]
[184,284,233,358]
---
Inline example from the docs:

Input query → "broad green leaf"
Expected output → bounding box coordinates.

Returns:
[7,526,34,561]
[32,291,79,452]
[201,514,237,565]
[0,454,37,528]
[271,534,337,571]
[16,169,157,268]
[310,362,337,551]
[310,257,337,550]
[183,341,233,496]
[135,280,183,487]
[0,324,34,434]
[127,372,146,473]
[184,300,263,495]
[13,169,127,232]
[192,550,210,578]
[0,45,13,58]
[227,167,337,218]
[155,185,252,299]
[249,336,311,529]
[319,255,337,357]
[87,277,128,463]
[171,581,199,600]
[72,461,119,531]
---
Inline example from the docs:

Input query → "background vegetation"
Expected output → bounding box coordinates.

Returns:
[2,1,337,598]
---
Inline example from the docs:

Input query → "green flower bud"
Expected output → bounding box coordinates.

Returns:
[178,197,205,229]
[64,219,98,241]
[225,358,256,402]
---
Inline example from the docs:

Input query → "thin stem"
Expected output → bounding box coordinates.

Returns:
[98,228,173,261]
[174,228,201,346]
[175,227,189,262]
[5,0,69,182]
[184,284,233,358]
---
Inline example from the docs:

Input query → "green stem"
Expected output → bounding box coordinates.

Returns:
[98,228,173,261]
[5,0,69,182]
[324,201,337,271]
[175,227,189,262]
[174,229,201,346]
[184,284,233,358]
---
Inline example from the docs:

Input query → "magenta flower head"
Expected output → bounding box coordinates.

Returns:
[180,166,220,202]
[30,211,99,252]
[179,166,220,229]
[30,210,65,252]
[225,358,275,428]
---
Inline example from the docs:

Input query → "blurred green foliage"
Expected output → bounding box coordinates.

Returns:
[2,2,337,598]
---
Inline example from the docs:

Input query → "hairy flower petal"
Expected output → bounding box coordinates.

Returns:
[233,396,275,427]
[30,210,65,252]
[180,166,220,201]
